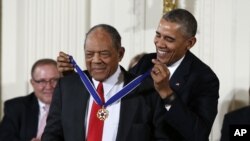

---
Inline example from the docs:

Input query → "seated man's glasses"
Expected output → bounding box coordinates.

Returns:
[33,78,59,87]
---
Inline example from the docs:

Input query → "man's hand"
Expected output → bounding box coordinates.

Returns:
[151,59,173,99]
[57,51,74,75]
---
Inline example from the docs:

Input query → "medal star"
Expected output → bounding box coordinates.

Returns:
[97,108,109,120]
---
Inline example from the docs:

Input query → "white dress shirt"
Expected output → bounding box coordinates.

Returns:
[86,67,124,141]
[165,56,185,111]
[168,55,185,79]
[37,100,49,132]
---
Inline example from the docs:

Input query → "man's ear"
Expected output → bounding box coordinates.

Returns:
[186,37,196,50]
[30,79,35,86]
[118,47,125,60]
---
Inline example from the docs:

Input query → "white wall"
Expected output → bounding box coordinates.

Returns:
[1,0,90,100]
[1,0,250,140]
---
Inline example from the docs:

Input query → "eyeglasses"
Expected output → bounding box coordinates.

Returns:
[33,78,59,87]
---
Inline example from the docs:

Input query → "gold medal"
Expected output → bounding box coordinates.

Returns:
[97,107,109,120]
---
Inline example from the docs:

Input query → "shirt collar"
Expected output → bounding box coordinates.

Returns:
[92,66,122,94]
[38,99,46,108]
[168,55,185,79]
[37,99,49,111]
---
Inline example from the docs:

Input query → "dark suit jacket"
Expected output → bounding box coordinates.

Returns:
[129,51,220,141]
[42,67,167,141]
[0,93,39,141]
[220,106,250,141]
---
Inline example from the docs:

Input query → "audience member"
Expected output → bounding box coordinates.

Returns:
[0,59,60,141]
[56,8,220,141]
[220,87,250,141]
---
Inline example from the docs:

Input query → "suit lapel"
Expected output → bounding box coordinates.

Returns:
[115,69,139,140]
[74,72,91,140]
[170,51,193,93]
[25,93,39,139]
[77,84,90,140]
[116,94,139,140]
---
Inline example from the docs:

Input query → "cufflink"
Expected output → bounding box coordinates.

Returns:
[163,93,176,111]
[165,104,171,111]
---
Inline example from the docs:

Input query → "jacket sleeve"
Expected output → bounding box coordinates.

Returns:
[161,71,219,141]
[0,101,21,141]
[220,114,230,141]
[42,80,64,141]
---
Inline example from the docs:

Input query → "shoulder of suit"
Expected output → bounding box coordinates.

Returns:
[226,106,250,117]
[4,93,36,107]
[61,71,83,81]
[186,51,217,76]
[142,53,156,59]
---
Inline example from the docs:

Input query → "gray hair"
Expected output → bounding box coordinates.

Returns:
[31,58,57,78]
[84,24,122,50]
[162,8,197,37]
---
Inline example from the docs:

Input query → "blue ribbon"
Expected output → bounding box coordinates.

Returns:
[69,56,150,107]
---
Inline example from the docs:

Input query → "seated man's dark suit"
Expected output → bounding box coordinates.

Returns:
[42,67,167,141]
[129,51,220,141]
[0,93,39,141]
[220,105,250,141]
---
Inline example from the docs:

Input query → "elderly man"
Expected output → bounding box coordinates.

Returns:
[42,24,167,141]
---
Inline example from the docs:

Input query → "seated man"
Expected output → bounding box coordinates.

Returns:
[0,59,60,141]
[220,88,250,141]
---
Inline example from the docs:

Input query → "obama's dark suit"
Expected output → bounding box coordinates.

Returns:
[130,51,220,141]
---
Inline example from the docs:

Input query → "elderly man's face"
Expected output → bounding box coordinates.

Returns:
[84,28,124,81]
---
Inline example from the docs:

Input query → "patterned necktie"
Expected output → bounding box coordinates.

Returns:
[87,82,105,141]
[37,104,49,139]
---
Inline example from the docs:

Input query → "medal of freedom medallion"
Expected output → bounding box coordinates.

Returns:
[97,108,109,120]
